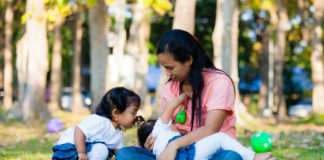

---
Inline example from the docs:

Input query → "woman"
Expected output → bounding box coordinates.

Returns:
[117,29,248,160]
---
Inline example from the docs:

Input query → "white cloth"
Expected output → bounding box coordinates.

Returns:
[57,114,124,150]
[195,132,255,160]
[151,118,255,160]
[87,143,109,160]
[152,118,181,158]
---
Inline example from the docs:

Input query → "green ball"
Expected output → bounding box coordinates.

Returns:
[250,132,273,153]
[175,109,186,124]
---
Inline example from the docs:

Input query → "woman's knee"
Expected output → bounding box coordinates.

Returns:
[209,149,243,160]
[87,143,109,160]
[116,147,155,160]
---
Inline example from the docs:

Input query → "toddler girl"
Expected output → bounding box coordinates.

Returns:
[52,87,143,160]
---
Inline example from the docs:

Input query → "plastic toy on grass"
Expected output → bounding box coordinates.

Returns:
[250,132,273,153]
[175,109,186,124]
[47,118,63,133]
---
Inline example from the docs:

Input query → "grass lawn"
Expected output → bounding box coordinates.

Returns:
[0,111,324,160]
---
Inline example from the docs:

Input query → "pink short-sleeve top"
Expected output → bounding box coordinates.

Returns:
[161,69,237,139]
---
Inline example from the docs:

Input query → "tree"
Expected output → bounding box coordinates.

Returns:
[126,0,152,117]
[3,0,14,111]
[89,0,111,109]
[244,0,275,117]
[110,0,127,87]
[48,10,65,111]
[212,0,224,69]
[15,0,50,123]
[212,0,251,126]
[256,24,271,116]
[71,3,85,113]
[47,0,73,111]
[274,0,288,122]
[0,0,5,89]
[311,0,324,114]
[172,0,196,34]
[297,0,310,44]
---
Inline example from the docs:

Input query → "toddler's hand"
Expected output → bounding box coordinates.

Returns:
[168,93,188,110]
[179,93,188,108]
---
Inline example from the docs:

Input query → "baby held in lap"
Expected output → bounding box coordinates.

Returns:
[137,94,273,160]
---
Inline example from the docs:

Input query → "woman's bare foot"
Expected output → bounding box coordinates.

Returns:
[254,152,276,160]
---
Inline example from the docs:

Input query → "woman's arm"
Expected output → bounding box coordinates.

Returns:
[158,109,227,160]
[74,127,89,160]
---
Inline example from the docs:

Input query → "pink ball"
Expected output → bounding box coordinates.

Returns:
[47,118,63,133]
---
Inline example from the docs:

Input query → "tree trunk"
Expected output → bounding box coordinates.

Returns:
[268,1,279,119]
[14,35,28,120]
[111,0,126,87]
[311,0,324,114]
[152,0,196,118]
[16,0,50,123]
[126,1,151,118]
[139,13,152,118]
[274,0,288,122]
[3,0,14,111]
[48,14,64,111]
[71,5,85,113]
[212,0,223,69]
[172,0,196,34]
[297,0,310,44]
[212,0,251,127]
[257,25,270,116]
[89,0,111,109]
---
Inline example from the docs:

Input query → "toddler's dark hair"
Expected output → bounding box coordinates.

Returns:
[94,87,141,120]
[137,120,156,148]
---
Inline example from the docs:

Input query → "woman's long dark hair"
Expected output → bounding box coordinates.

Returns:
[157,29,234,130]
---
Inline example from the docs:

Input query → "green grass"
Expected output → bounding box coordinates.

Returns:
[0,122,58,159]
[1,110,324,159]
[238,131,324,160]
[288,114,324,126]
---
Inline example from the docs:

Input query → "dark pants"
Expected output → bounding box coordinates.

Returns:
[115,147,243,160]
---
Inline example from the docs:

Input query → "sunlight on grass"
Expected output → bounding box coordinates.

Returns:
[0,110,89,159]
[1,110,324,159]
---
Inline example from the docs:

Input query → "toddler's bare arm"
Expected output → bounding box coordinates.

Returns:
[161,93,187,124]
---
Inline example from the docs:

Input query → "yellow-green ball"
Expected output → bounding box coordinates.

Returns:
[250,132,273,153]
[175,110,186,124]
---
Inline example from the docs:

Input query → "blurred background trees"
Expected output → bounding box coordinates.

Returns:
[0,0,323,125]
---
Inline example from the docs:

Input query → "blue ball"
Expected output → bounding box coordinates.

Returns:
[47,118,63,133]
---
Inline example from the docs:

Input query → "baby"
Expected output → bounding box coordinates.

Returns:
[137,93,274,160]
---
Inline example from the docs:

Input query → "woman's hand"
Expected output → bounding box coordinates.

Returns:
[158,142,178,160]
[78,153,89,160]
[144,133,156,151]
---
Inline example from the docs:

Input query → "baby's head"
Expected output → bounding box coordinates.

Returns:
[95,87,142,128]
[137,120,157,148]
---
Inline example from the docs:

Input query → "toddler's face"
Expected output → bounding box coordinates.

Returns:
[117,103,140,128]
